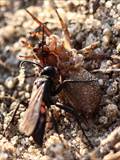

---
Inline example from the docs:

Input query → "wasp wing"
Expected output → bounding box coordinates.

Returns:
[32,104,46,146]
[19,79,45,136]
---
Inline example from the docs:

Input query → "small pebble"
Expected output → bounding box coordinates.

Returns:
[102,28,112,47]
[99,116,108,124]
[117,4,120,12]
[0,85,5,97]
[0,25,16,41]
[104,104,118,120]
[25,84,31,92]
[116,43,120,53]
[0,103,7,112]
[0,152,8,160]
[105,1,112,8]
[106,81,118,96]
[24,92,30,99]
[5,77,17,89]
[98,79,104,86]
[11,136,19,145]
[10,101,19,110]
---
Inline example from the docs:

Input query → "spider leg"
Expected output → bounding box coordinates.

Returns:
[54,9,72,50]
[25,9,51,36]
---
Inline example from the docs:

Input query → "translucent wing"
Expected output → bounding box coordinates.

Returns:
[19,80,45,136]
[32,104,46,145]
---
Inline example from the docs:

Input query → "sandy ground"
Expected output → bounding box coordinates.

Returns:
[0,0,120,159]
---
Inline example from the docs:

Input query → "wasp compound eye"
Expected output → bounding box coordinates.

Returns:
[41,66,57,77]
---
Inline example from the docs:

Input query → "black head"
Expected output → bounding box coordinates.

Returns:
[41,66,57,78]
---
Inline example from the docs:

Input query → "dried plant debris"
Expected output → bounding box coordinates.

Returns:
[0,0,120,159]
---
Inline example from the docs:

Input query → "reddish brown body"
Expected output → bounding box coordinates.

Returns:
[60,67,101,118]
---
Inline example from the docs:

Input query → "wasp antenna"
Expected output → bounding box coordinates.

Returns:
[55,9,72,50]
[20,60,43,69]
[25,9,51,36]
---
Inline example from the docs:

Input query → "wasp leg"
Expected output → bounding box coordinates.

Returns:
[3,102,20,136]
[50,109,59,134]
[55,102,94,149]
[55,102,78,116]
[50,109,64,145]
[55,102,89,128]
[55,102,89,130]
[54,79,97,95]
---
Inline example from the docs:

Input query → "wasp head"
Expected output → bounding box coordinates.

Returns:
[41,66,58,78]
